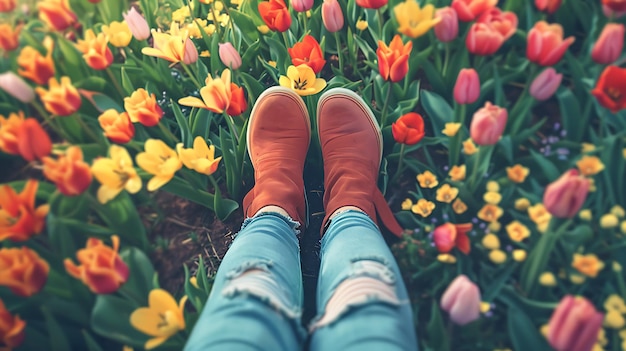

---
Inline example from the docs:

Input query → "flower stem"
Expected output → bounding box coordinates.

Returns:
[158,122,179,143]
[380,82,392,127]
[442,43,451,78]
[73,113,101,143]
[105,67,126,98]
[334,31,344,73]
[392,143,406,183]
[181,63,203,90]
[30,101,69,140]
[301,12,309,34]
[376,9,384,38]
[224,113,239,143]
[282,31,291,49]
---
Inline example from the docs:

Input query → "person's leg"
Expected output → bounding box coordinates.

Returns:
[185,87,311,351]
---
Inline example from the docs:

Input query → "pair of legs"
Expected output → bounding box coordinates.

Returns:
[185,88,417,351]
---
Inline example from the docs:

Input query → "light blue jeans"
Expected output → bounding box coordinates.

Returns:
[184,211,417,351]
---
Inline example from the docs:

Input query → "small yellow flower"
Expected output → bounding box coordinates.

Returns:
[130,289,187,350]
[621,221,626,234]
[102,21,132,47]
[579,209,592,221]
[506,164,529,183]
[448,164,466,181]
[528,203,551,224]
[539,272,556,286]
[462,138,479,155]
[481,233,500,250]
[597,328,607,346]
[483,191,502,205]
[452,198,467,214]
[267,60,277,68]
[136,139,182,191]
[200,50,210,57]
[604,294,626,313]
[614,261,622,272]
[623,148,626,159]
[576,155,605,176]
[600,214,619,229]
[189,277,199,289]
[176,136,222,176]
[489,250,507,264]
[581,143,596,153]
[401,198,413,210]
[123,346,133,351]
[489,221,501,232]
[540,324,550,337]
[610,205,625,218]
[442,122,462,137]
[411,199,436,217]
[480,301,490,313]
[512,249,527,262]
[356,20,368,31]
[506,221,530,242]
[172,6,191,22]
[572,253,605,278]
[588,177,597,192]
[257,25,270,34]
[436,184,458,203]
[279,65,326,96]
[514,198,531,211]
[417,170,438,188]
[91,145,142,204]
[393,0,441,38]
[437,253,456,264]
[486,181,499,193]
[569,273,586,284]
[477,204,503,223]
[604,309,625,329]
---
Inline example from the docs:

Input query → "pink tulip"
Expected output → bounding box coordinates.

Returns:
[123,7,150,41]
[183,38,198,65]
[451,0,497,22]
[477,8,518,40]
[0,71,34,103]
[291,0,313,12]
[469,102,507,145]
[454,68,480,104]
[591,23,625,65]
[535,0,562,14]
[321,0,344,33]
[218,42,242,70]
[603,4,626,18]
[529,68,562,101]
[526,21,575,66]
[543,169,589,218]
[440,275,481,325]
[434,7,458,42]
[466,22,505,56]
[547,295,603,351]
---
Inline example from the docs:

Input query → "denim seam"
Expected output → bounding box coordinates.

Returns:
[238,211,301,236]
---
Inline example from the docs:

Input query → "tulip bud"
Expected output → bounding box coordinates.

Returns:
[529,68,562,101]
[440,275,481,325]
[591,23,625,65]
[17,118,52,162]
[547,295,603,351]
[321,0,344,33]
[434,7,458,42]
[0,72,34,103]
[535,0,562,14]
[465,22,505,56]
[218,42,242,70]
[0,0,16,13]
[453,68,480,104]
[123,7,151,41]
[469,102,507,145]
[291,0,313,12]
[603,4,626,18]
[183,38,198,65]
[543,169,589,218]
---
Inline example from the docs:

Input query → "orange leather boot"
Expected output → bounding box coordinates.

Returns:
[317,88,403,237]
[242,87,310,226]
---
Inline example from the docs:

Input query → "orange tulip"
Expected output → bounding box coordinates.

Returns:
[535,0,562,14]
[0,299,25,349]
[0,23,20,51]
[17,118,52,162]
[591,65,626,113]
[526,21,574,66]
[451,0,497,22]
[392,112,425,145]
[37,0,77,31]
[466,22,505,56]
[98,109,135,143]
[178,69,232,113]
[258,0,291,32]
[0,0,16,12]
[477,8,518,40]
[377,34,412,83]
[64,235,130,294]
[603,0,626,12]
[0,247,49,297]
[17,38,56,85]
[288,35,326,74]
[35,77,82,116]
[124,88,163,127]
[356,0,387,9]
[75,29,114,70]
[0,180,49,242]
[433,223,472,254]
[0,111,25,155]
[226,83,247,117]
[42,146,92,196]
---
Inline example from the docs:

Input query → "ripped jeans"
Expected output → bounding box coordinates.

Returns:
[184,211,418,351]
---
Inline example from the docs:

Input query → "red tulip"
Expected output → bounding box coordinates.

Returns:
[547,295,603,351]
[454,68,480,104]
[258,0,291,32]
[591,23,625,65]
[432,223,472,254]
[526,21,575,66]
[603,0,626,12]
[451,0,497,22]
[477,8,518,40]
[42,146,92,196]
[529,68,562,101]
[377,35,412,82]
[17,119,52,162]
[440,275,481,325]
[434,7,459,43]
[591,66,626,113]
[543,169,589,218]
[355,0,387,9]
[391,112,425,145]
[321,0,344,33]
[469,102,507,145]
[466,23,505,56]
[226,83,247,117]
[288,35,326,74]
[535,0,562,14]
[602,4,626,18]
[98,109,135,144]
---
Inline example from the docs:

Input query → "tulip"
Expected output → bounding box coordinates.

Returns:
[226,83,247,116]
[547,295,604,351]
[391,112,425,145]
[42,146,92,196]
[477,8,518,40]
[355,0,387,9]
[291,0,313,12]
[603,0,626,12]
[535,0,562,14]
[218,42,242,70]
[183,37,198,65]
[130,289,187,350]
[377,35,412,82]
[0,0,16,12]
[17,38,55,85]
[98,109,135,143]
[0,180,49,242]
[0,72,34,103]
[591,65,626,113]
[258,0,291,32]
[35,77,82,116]
[142,27,192,64]
[602,4,626,18]
[37,0,77,31]
[179,69,233,112]
[76,29,114,70]
[64,235,130,294]
[101,21,132,47]
[0,300,25,349]
[17,119,52,162]
[440,275,481,325]
[529,68,562,101]
[434,7,458,43]
[136,139,182,191]
[527,21,575,66]
[0,23,20,51]
[543,169,589,218]
[288,35,326,74]
[0,247,49,297]
[0,112,24,155]
[454,68,480,104]
[91,145,142,204]
[451,0,497,22]
[591,23,625,65]
[469,102,507,145]
[432,223,472,254]
[177,136,223,175]
[124,88,163,127]
[279,65,327,96]
[466,22,505,56]
[321,0,344,33]
[123,7,151,41]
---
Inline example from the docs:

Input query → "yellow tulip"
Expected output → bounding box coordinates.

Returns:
[279,65,327,96]
[176,136,222,175]
[91,145,142,203]
[179,69,232,113]
[393,1,441,38]
[130,289,187,350]
[136,139,182,191]
[102,21,132,47]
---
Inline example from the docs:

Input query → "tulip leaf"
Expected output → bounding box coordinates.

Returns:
[91,93,124,112]
[238,71,266,102]
[557,88,583,143]
[82,330,105,351]
[183,264,206,311]
[426,300,449,351]
[171,99,192,147]
[91,294,149,348]
[41,306,72,351]
[420,90,453,138]
[91,192,149,251]
[229,9,260,44]
[119,247,156,305]
[507,306,551,351]
[55,36,90,83]
[120,67,136,95]
[528,149,560,182]
[74,76,108,91]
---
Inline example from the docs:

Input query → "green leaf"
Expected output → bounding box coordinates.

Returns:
[55,36,89,83]
[426,300,449,351]
[557,88,583,142]
[120,67,136,95]
[529,149,560,182]
[91,93,124,112]
[119,247,156,305]
[420,90,453,138]
[74,76,108,91]
[229,9,260,44]
[82,330,105,351]
[239,72,266,101]
[91,192,149,251]
[507,306,552,351]
[41,306,72,351]
[171,99,192,147]
[91,294,149,348]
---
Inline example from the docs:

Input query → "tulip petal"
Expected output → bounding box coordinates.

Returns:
[178,96,208,109]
